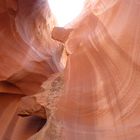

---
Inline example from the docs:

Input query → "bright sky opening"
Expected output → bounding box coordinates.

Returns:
[48,0,85,27]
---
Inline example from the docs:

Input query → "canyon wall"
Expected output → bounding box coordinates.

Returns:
[0,0,62,139]
[0,0,140,140]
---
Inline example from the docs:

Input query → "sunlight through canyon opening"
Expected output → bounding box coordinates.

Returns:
[48,0,85,27]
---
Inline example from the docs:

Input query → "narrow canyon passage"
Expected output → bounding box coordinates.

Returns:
[0,0,140,140]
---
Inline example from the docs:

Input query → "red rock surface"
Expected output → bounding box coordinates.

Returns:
[0,0,62,139]
[0,0,140,140]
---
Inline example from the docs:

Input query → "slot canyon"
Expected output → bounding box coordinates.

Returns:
[0,0,140,140]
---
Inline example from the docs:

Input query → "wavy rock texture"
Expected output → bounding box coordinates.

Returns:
[0,0,64,95]
[0,0,140,140]
[0,0,63,139]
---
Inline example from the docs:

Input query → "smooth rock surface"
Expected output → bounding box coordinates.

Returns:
[0,0,63,139]
[0,0,140,140]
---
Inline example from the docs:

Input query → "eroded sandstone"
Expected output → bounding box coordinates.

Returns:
[0,0,140,140]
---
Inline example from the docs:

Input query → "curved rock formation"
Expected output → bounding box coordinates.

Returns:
[0,0,63,139]
[0,0,140,139]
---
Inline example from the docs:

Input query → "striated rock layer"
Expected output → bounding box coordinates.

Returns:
[0,0,140,140]
[0,0,63,139]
